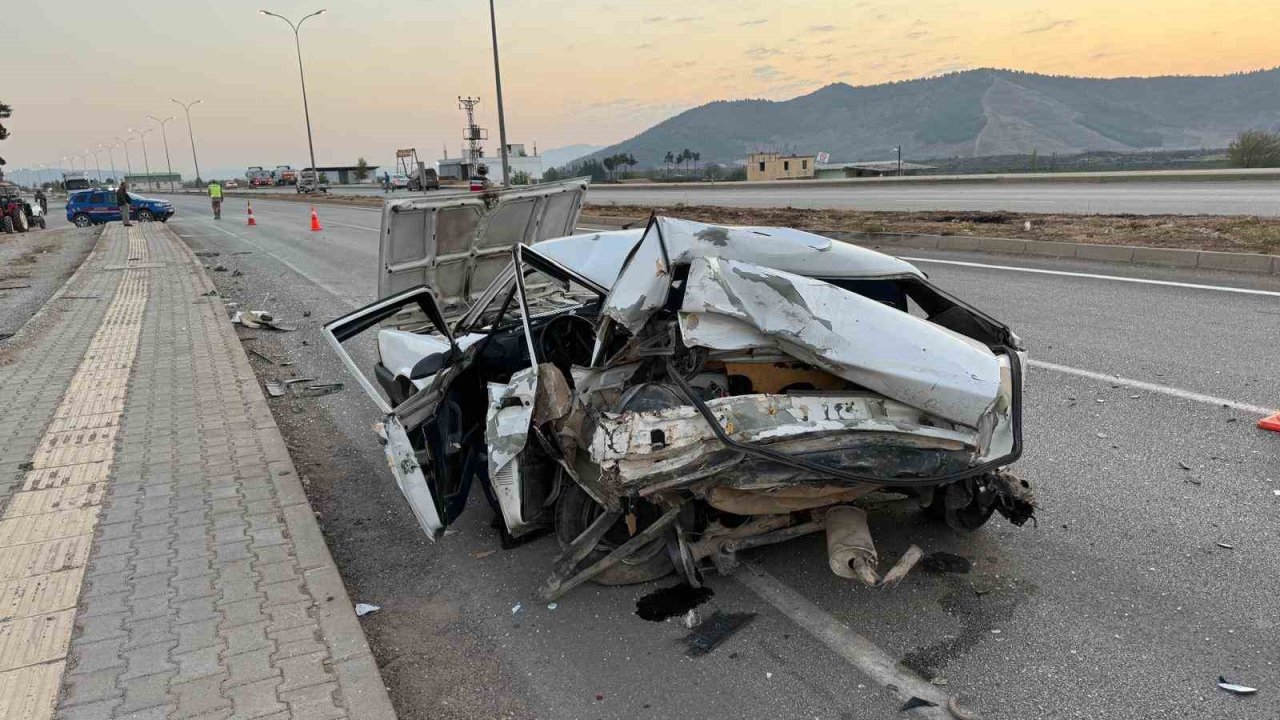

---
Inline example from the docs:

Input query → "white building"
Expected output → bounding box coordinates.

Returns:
[437,143,544,184]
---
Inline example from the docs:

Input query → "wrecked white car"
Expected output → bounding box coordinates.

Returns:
[324,178,1034,599]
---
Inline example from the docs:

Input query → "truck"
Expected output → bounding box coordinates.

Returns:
[246,166,274,188]
[62,171,91,191]
[273,165,297,186]
[296,169,329,194]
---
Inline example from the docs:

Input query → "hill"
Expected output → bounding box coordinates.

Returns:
[580,67,1280,168]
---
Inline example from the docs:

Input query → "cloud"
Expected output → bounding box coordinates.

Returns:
[807,24,838,32]
[745,46,782,59]
[1023,18,1075,34]
[739,18,768,26]
[753,65,782,80]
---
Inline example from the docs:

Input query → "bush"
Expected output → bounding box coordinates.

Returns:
[1228,130,1280,168]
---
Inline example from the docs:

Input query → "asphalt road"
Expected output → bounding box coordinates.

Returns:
[237,179,1280,216]
[157,193,1280,720]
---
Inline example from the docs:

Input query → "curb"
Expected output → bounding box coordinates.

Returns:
[1,226,105,346]
[167,224,398,719]
[578,215,1280,275]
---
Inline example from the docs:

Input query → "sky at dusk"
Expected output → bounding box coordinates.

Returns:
[7,0,1277,177]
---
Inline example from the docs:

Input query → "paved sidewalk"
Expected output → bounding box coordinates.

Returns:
[0,222,395,719]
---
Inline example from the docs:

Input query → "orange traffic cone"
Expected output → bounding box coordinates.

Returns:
[1259,412,1280,433]
[246,202,257,227]
[310,206,322,232]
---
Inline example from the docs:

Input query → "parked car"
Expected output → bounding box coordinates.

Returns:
[324,179,1033,599]
[223,180,240,189]
[390,174,410,190]
[66,188,175,227]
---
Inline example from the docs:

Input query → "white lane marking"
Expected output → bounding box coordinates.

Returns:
[324,221,380,232]
[900,257,1280,297]
[199,221,361,308]
[735,565,956,719]
[1030,359,1274,415]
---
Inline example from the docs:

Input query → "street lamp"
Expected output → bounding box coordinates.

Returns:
[893,146,902,176]
[117,136,135,179]
[87,149,103,185]
[487,0,511,187]
[101,144,118,185]
[170,98,203,185]
[260,9,325,181]
[149,115,177,191]
[130,127,154,190]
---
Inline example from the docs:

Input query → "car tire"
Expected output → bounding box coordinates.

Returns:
[14,212,28,233]
[72,213,91,228]
[136,209,155,222]
[35,217,46,230]
[554,483,674,586]
[2,216,13,234]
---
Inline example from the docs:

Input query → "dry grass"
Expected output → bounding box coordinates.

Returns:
[584,204,1280,255]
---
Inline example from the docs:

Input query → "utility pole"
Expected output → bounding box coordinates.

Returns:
[149,115,177,190]
[261,10,325,182]
[487,0,511,187]
[895,145,902,176]
[170,99,204,185]
[458,96,486,178]
[88,149,103,185]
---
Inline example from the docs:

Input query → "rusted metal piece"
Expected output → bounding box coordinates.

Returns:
[539,507,622,600]
[542,505,682,601]
[826,506,881,586]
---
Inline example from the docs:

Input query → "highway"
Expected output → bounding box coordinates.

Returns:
[154,193,1280,720]
[239,177,1280,215]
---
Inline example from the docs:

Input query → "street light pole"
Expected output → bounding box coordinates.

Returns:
[88,149,103,185]
[260,9,325,181]
[102,144,117,185]
[895,145,902,176]
[118,136,135,179]
[131,128,154,190]
[170,99,204,185]
[488,0,511,187]
[149,115,177,191]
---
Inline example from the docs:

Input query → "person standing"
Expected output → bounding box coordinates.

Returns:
[208,180,223,219]
[35,188,47,214]
[117,181,133,226]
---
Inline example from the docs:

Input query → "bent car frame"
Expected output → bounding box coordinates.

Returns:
[324,178,1035,599]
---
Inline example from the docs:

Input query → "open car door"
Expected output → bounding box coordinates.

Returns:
[378,177,590,327]
[322,286,461,540]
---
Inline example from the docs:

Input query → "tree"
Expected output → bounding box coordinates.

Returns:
[511,169,532,185]
[692,151,701,175]
[543,166,564,182]
[602,156,617,181]
[664,151,675,177]
[704,162,724,181]
[626,154,638,177]
[0,100,10,168]
[354,157,370,182]
[1228,130,1280,168]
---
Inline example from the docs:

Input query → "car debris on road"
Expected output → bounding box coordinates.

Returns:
[323,178,1036,600]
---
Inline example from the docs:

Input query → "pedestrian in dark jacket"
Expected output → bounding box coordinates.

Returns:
[116,181,133,227]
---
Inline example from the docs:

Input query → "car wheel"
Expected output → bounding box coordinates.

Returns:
[136,209,155,222]
[72,213,91,228]
[14,212,28,233]
[554,482,674,586]
[921,483,996,532]
[2,215,13,234]
[36,217,47,229]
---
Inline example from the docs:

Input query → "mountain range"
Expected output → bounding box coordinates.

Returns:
[579,67,1280,168]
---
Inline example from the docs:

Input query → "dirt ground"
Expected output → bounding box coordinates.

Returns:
[583,204,1280,255]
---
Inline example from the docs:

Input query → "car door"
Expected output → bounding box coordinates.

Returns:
[86,191,114,222]
[323,286,463,539]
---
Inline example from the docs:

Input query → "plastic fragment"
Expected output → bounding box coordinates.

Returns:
[511,603,523,615]
[1216,676,1257,695]
[354,603,380,617]
[684,611,756,657]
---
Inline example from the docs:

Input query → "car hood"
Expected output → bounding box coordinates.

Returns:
[377,178,589,319]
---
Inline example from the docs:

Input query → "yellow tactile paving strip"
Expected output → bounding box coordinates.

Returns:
[0,226,148,719]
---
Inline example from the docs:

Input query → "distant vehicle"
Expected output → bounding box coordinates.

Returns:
[390,174,410,190]
[63,171,91,191]
[395,148,439,191]
[223,179,240,189]
[273,165,297,186]
[0,184,41,233]
[246,166,274,188]
[296,169,329,194]
[66,188,175,227]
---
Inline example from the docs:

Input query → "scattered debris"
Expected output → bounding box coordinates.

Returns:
[199,289,219,297]
[1216,676,1258,695]
[231,269,243,277]
[264,381,286,398]
[684,611,755,657]
[248,349,279,365]
[547,602,558,610]
[921,552,973,574]
[0,284,32,290]
[354,603,380,617]
[470,550,496,559]
[900,696,936,711]
[293,382,343,398]
[1216,542,1234,550]
[18,461,33,471]
[302,310,312,317]
[233,310,296,331]
[194,251,220,257]
[511,603,523,615]
[635,583,714,622]
[1178,461,1192,471]
[682,609,701,629]
[212,264,228,272]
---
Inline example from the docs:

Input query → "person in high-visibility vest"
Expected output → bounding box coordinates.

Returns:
[208,181,223,219]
